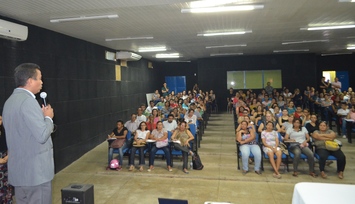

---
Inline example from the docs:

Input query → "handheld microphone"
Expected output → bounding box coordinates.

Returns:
[40,92,47,106]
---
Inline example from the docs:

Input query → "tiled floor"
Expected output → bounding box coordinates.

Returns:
[52,113,355,204]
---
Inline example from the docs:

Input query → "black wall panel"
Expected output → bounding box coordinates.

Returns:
[154,55,319,109]
[0,18,159,172]
[316,54,355,90]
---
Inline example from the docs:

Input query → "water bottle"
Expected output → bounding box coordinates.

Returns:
[190,161,193,169]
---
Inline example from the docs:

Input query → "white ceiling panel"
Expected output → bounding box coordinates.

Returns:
[0,0,354,61]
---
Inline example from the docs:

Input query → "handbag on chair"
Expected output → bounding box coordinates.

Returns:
[325,140,340,151]
[110,139,125,148]
[156,138,168,148]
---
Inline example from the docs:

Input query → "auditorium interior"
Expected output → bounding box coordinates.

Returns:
[1,0,355,203]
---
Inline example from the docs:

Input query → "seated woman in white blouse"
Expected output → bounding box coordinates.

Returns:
[129,122,150,172]
[285,118,316,177]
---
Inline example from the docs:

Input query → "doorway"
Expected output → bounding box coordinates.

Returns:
[322,71,349,92]
[165,76,187,94]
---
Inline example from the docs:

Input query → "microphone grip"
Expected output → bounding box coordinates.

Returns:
[42,98,47,107]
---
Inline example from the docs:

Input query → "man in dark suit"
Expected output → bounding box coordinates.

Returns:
[2,63,54,204]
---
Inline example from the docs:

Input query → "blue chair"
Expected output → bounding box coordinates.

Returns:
[112,130,132,155]
[122,131,132,154]
[127,131,149,159]
[180,113,184,119]
[346,120,355,143]
[314,154,337,161]
[196,120,203,147]
[262,133,289,172]
[313,141,342,168]
[188,124,197,152]
[155,131,171,156]
[170,130,194,167]
[287,141,313,173]
[236,132,263,170]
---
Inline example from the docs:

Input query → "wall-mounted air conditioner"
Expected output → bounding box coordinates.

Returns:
[116,51,142,61]
[0,19,28,41]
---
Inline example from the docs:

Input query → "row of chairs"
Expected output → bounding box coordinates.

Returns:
[109,112,210,167]
[236,132,288,172]
[236,131,340,173]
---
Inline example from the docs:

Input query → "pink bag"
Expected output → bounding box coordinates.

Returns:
[156,138,168,148]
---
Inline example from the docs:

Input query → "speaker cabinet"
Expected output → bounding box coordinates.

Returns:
[61,184,94,204]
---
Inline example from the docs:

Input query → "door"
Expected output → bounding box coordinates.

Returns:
[165,76,186,94]
[336,71,349,92]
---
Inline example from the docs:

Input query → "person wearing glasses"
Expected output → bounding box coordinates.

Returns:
[129,122,150,172]
[285,118,317,177]
[148,121,172,172]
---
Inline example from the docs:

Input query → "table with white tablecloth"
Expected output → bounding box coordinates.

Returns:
[292,182,355,204]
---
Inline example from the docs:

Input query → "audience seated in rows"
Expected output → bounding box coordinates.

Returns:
[232,82,352,179]
[107,84,212,173]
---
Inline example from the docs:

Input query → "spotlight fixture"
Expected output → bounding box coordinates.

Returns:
[50,14,118,23]
[105,36,154,41]
[198,30,252,37]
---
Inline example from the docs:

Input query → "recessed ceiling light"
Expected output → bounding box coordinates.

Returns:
[321,52,352,56]
[138,46,167,52]
[338,0,355,2]
[181,5,264,13]
[300,24,355,31]
[347,46,355,50]
[165,60,191,62]
[210,53,243,56]
[50,14,118,23]
[273,49,309,53]
[206,44,247,48]
[282,40,329,45]
[190,0,244,8]
[155,53,180,58]
[198,30,252,37]
[105,36,154,41]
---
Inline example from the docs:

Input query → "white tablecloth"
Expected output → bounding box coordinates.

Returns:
[292,182,355,204]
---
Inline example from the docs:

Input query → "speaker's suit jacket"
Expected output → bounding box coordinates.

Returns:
[2,88,54,186]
